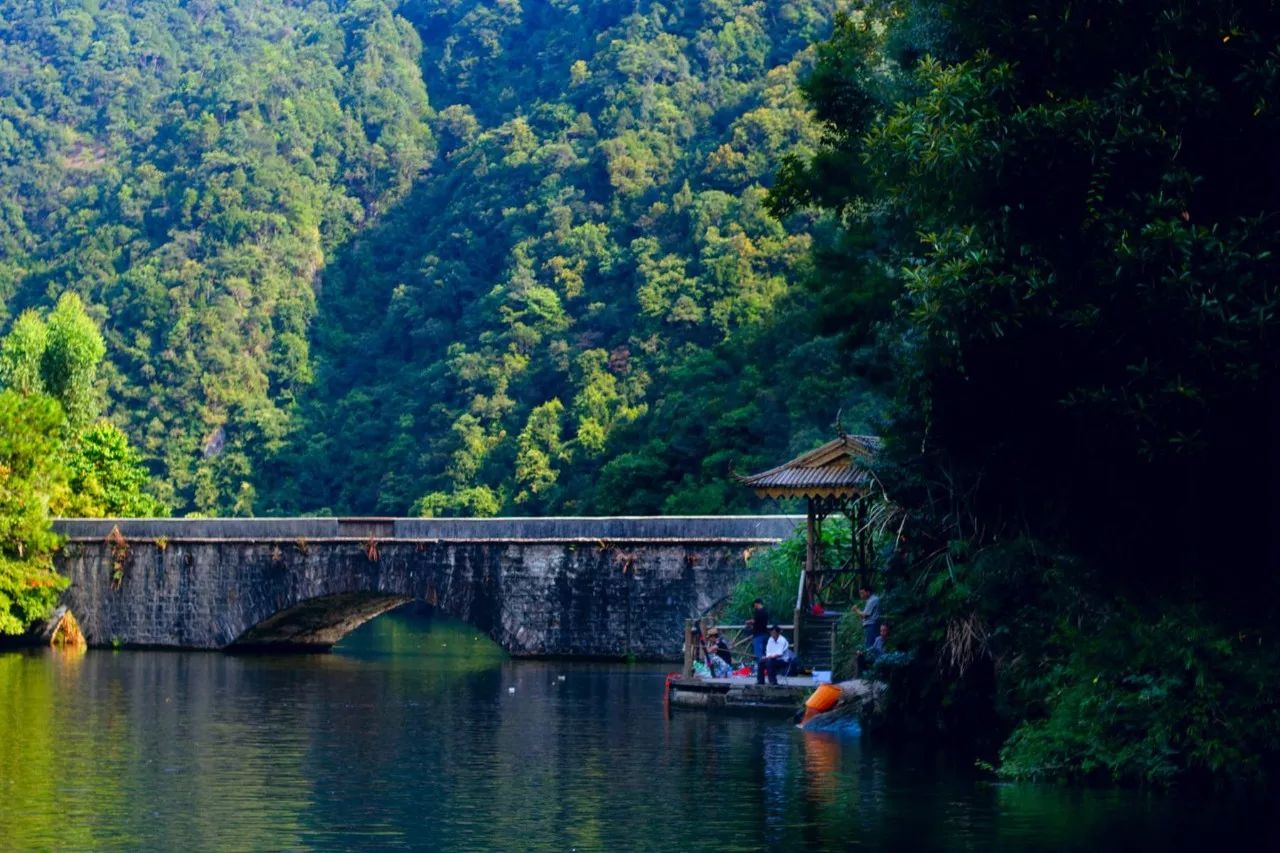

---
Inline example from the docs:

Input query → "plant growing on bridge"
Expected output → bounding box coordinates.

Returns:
[106,526,130,590]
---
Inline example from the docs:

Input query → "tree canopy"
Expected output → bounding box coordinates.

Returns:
[0,0,879,517]
[772,0,1280,784]
[0,294,163,634]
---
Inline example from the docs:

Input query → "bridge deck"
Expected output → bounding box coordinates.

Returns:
[53,516,803,543]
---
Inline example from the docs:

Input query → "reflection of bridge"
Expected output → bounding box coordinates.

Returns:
[52,517,799,658]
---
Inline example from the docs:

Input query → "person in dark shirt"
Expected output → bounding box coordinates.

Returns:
[746,598,770,667]
[707,630,732,666]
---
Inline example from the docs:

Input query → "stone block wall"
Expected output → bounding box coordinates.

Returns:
[52,517,799,658]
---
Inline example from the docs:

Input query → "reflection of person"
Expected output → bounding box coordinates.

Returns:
[853,584,881,649]
[746,598,770,664]
[758,625,790,685]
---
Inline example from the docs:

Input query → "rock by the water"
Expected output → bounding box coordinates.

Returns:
[801,678,885,731]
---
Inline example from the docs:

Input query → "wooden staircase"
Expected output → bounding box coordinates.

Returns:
[799,613,838,671]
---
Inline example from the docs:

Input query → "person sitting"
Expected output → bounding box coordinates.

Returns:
[706,649,733,678]
[758,625,790,685]
[701,630,733,677]
[870,622,889,659]
[706,630,732,666]
[857,622,890,676]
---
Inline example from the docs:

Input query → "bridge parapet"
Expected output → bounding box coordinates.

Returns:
[53,515,802,543]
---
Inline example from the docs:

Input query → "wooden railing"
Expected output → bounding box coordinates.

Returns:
[682,619,795,677]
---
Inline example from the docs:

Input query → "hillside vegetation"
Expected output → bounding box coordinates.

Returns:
[0,0,879,516]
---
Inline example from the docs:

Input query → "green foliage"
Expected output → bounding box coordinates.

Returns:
[0,296,105,426]
[999,607,1280,786]
[64,422,168,518]
[779,0,1280,784]
[726,518,853,624]
[0,0,435,513]
[0,294,164,632]
[0,0,881,516]
[413,486,501,519]
[38,294,105,429]
[0,391,68,635]
[0,311,47,395]
[726,533,805,625]
[265,0,884,516]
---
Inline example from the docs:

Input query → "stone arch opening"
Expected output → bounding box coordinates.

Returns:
[228,592,414,652]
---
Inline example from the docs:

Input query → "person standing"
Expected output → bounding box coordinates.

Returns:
[746,598,770,668]
[854,583,881,650]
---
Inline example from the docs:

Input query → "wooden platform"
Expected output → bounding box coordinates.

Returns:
[667,675,816,713]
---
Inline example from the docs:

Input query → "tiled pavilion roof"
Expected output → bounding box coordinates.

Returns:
[740,434,880,499]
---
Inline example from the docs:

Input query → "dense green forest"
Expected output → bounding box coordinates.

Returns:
[766,0,1279,785]
[0,0,878,517]
[1,0,1277,786]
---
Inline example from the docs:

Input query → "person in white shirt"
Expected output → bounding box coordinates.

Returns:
[758,625,790,685]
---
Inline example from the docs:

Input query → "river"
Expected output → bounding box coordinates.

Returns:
[0,608,1273,851]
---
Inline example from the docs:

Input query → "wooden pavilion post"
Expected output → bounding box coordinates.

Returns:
[798,500,818,660]
[683,620,694,677]
[805,500,816,580]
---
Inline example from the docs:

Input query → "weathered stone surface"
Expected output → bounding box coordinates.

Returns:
[52,517,800,657]
[666,677,812,712]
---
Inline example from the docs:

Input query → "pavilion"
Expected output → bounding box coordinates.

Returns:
[739,432,880,667]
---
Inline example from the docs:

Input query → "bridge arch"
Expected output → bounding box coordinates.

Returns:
[228,593,414,651]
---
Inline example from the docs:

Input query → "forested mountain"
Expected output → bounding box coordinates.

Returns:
[1,0,435,513]
[4,0,1278,787]
[0,0,879,516]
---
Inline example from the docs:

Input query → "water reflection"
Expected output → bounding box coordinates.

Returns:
[0,608,1274,852]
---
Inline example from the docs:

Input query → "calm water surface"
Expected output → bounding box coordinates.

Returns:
[1,609,1274,852]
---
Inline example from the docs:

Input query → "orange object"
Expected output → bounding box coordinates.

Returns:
[801,683,842,724]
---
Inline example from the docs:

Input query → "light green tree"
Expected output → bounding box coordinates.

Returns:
[0,391,69,635]
[514,400,566,505]
[0,311,47,395]
[63,421,167,518]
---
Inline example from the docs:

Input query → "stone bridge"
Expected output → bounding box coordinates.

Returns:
[51,516,799,659]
